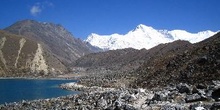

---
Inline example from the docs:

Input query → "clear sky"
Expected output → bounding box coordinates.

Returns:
[0,0,220,39]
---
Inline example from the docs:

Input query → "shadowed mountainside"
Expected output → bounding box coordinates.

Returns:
[74,40,192,71]
[5,20,101,65]
[73,40,193,87]
[0,20,101,77]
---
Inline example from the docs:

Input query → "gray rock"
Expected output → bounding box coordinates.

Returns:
[177,83,191,94]
[197,89,206,95]
[105,106,114,110]
[124,104,136,110]
[192,87,199,94]
[191,106,205,110]
[78,105,89,110]
[160,104,187,110]
[189,102,203,110]
[152,92,168,101]
[206,90,213,97]
[114,100,122,108]
[160,105,176,110]
[121,94,131,102]
[186,93,207,103]
[128,94,136,102]
[75,98,83,105]
[197,55,208,64]
[212,88,220,101]
[96,97,108,109]
[197,84,207,89]
[175,105,188,110]
[211,102,220,110]
[212,80,220,87]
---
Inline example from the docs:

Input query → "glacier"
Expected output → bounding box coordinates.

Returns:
[85,24,217,50]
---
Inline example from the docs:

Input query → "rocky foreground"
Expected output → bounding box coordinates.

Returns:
[0,80,220,110]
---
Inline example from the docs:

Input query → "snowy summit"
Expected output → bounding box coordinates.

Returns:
[85,24,217,50]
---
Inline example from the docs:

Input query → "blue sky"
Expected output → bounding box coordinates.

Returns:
[0,0,220,39]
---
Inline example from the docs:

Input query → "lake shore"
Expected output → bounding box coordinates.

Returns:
[0,78,78,105]
[1,78,220,109]
[0,77,75,80]
[1,71,220,110]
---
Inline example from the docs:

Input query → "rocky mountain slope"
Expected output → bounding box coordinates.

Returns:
[74,40,192,69]
[86,24,216,50]
[132,32,220,88]
[0,20,100,77]
[5,20,100,65]
[73,40,193,87]
[0,30,52,76]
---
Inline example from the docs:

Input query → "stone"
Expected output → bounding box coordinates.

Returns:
[177,83,191,94]
[192,87,199,94]
[128,94,137,102]
[105,106,114,110]
[152,92,167,101]
[197,55,208,64]
[75,98,83,105]
[212,80,220,87]
[211,102,220,110]
[122,94,131,102]
[197,84,207,89]
[195,106,205,110]
[212,88,220,101]
[185,93,207,103]
[172,95,186,104]
[175,105,187,110]
[114,100,122,108]
[96,97,108,109]
[124,104,136,110]
[160,105,176,110]
[189,102,206,110]
[197,89,206,96]
[160,104,187,110]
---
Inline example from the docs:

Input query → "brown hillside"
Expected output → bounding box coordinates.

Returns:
[5,20,101,65]
[132,32,220,88]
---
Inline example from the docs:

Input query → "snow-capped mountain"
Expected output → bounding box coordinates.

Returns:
[85,24,217,50]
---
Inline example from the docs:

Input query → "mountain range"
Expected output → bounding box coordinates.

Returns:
[77,32,220,89]
[86,24,217,50]
[0,19,219,81]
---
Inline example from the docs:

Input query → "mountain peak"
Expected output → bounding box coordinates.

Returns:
[134,24,154,32]
[136,24,146,29]
[12,19,64,29]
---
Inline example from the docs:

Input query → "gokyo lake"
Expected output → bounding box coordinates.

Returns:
[0,79,78,104]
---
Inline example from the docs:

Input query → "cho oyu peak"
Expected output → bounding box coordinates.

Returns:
[86,24,217,50]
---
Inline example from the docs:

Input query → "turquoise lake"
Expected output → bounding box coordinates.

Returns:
[0,79,78,104]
